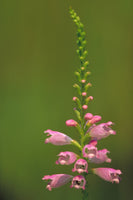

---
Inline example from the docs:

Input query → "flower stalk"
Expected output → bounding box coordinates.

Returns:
[42,7,122,199]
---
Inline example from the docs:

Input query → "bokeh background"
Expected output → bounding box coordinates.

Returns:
[0,0,133,199]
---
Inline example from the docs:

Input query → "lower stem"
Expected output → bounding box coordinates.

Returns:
[81,174,89,200]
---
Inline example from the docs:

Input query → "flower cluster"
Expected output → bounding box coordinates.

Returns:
[42,8,122,195]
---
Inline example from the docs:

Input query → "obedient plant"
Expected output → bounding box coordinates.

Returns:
[42,8,122,199]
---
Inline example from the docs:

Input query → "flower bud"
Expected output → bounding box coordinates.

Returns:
[85,96,93,104]
[73,97,77,101]
[89,115,102,124]
[82,92,87,96]
[85,83,92,91]
[81,67,85,71]
[81,79,86,83]
[66,119,78,127]
[84,113,93,120]
[82,105,88,110]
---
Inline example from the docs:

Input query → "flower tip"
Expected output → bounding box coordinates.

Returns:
[45,139,49,144]
[55,161,59,165]
[109,130,116,135]
[106,158,112,163]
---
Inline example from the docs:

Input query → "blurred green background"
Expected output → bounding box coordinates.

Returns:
[0,0,133,199]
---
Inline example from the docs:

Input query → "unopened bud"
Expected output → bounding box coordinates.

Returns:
[85,83,92,91]
[84,113,93,120]
[66,119,78,127]
[86,96,93,104]
[89,115,102,124]
[81,67,85,71]
[82,105,88,110]
[73,84,81,95]
[82,92,87,96]
[84,61,89,67]
[83,51,88,57]
[81,79,86,83]
[73,97,77,101]
[80,56,84,61]
[85,71,91,79]
[82,40,87,46]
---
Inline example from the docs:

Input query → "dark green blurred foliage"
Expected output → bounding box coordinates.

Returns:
[0,0,133,199]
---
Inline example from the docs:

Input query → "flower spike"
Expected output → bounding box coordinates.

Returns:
[42,7,122,198]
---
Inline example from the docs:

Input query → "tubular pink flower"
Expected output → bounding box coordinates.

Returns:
[93,168,122,183]
[44,129,72,145]
[70,175,86,190]
[89,115,102,124]
[90,149,111,164]
[88,122,116,140]
[82,105,88,110]
[66,119,78,127]
[84,113,93,120]
[42,174,73,191]
[82,140,98,159]
[72,159,88,173]
[56,151,77,165]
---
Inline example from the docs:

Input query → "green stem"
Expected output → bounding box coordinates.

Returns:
[81,174,89,200]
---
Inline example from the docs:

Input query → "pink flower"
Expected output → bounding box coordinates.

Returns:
[90,149,111,164]
[66,119,78,127]
[93,168,122,183]
[82,140,98,159]
[56,151,77,165]
[84,113,93,120]
[44,129,72,145]
[70,175,86,190]
[89,115,102,124]
[88,122,116,140]
[72,159,88,173]
[42,174,73,191]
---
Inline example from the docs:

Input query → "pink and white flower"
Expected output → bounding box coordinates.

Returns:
[82,140,98,159]
[56,151,77,165]
[44,129,72,145]
[42,174,73,191]
[70,175,86,190]
[90,149,111,164]
[72,159,88,173]
[93,168,122,183]
[88,122,116,140]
